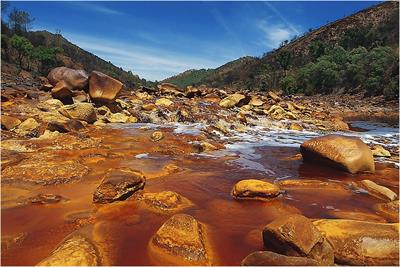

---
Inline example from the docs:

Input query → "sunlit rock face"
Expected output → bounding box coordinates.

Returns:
[59,103,97,124]
[149,214,213,265]
[263,214,334,265]
[47,67,89,90]
[89,71,124,103]
[313,219,399,266]
[231,179,281,200]
[36,234,99,266]
[93,168,146,204]
[300,134,375,174]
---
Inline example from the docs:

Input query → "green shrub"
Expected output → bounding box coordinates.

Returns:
[279,75,298,95]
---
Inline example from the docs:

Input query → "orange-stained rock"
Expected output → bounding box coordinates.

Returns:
[36,234,99,266]
[327,210,386,223]
[232,179,281,200]
[141,191,193,214]
[93,168,146,203]
[1,115,21,130]
[88,71,124,103]
[51,80,73,101]
[149,214,212,265]
[219,94,249,108]
[241,251,319,266]
[263,214,334,265]
[313,219,399,266]
[300,134,375,174]
[358,179,398,201]
[47,67,88,90]
[59,103,97,123]
[158,83,184,96]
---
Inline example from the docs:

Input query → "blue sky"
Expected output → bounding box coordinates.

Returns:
[9,1,380,81]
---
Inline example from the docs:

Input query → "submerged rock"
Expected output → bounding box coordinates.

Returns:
[263,214,334,265]
[150,131,164,141]
[47,67,88,90]
[88,71,124,103]
[313,219,399,265]
[141,191,193,214]
[59,103,97,123]
[149,214,212,265]
[93,168,146,204]
[25,193,65,205]
[358,179,398,201]
[241,251,319,266]
[300,134,375,174]
[232,179,281,200]
[36,234,99,266]
[327,210,386,223]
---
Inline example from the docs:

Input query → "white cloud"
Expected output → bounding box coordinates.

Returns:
[63,32,223,81]
[257,20,299,49]
[71,2,123,16]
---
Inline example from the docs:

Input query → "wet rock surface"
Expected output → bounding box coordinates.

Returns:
[313,219,399,265]
[140,191,193,214]
[93,168,146,203]
[36,234,99,266]
[263,214,334,265]
[232,179,281,200]
[149,214,212,265]
[300,134,375,174]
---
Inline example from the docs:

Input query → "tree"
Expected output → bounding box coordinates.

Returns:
[10,34,33,68]
[279,75,298,95]
[309,40,330,59]
[31,46,61,73]
[8,8,35,34]
[276,50,291,74]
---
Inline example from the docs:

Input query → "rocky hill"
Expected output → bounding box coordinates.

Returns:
[1,28,151,89]
[164,1,399,98]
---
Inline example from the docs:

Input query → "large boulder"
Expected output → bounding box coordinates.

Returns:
[219,94,249,108]
[158,83,184,96]
[300,135,375,174]
[263,214,334,265]
[51,80,73,104]
[88,71,124,103]
[59,103,97,123]
[93,168,145,203]
[36,234,99,266]
[149,214,212,265]
[231,179,281,200]
[47,67,88,90]
[313,219,399,265]
[241,251,319,266]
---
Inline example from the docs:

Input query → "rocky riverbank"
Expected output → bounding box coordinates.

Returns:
[1,67,399,266]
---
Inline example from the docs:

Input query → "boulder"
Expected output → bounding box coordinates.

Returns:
[88,71,124,103]
[59,103,97,123]
[219,94,249,108]
[330,117,349,131]
[155,98,173,107]
[14,118,40,136]
[300,135,375,174]
[1,115,21,130]
[263,214,334,265]
[289,123,303,131]
[47,119,85,133]
[231,179,281,200]
[268,91,282,102]
[158,83,184,96]
[93,168,146,203]
[358,179,397,201]
[51,80,73,101]
[47,67,88,90]
[149,214,212,265]
[105,113,137,123]
[371,144,391,157]
[249,96,263,106]
[151,131,164,141]
[141,191,193,214]
[36,234,99,266]
[241,251,319,266]
[142,103,157,111]
[313,219,399,265]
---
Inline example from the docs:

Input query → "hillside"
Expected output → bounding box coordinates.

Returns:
[1,28,151,89]
[164,1,399,98]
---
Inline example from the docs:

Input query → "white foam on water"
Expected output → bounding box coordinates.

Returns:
[135,153,149,159]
